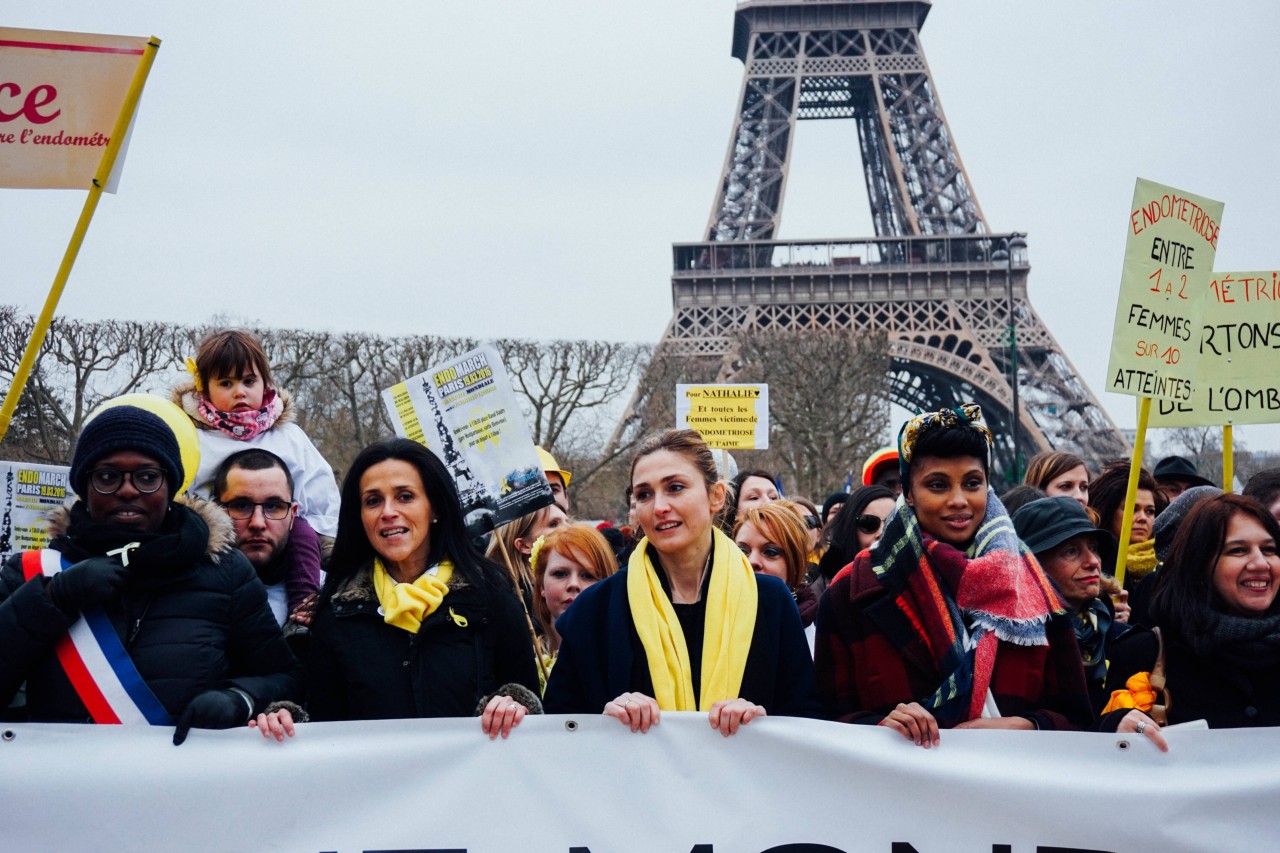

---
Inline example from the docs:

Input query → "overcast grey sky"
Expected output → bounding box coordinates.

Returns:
[4,1,1280,453]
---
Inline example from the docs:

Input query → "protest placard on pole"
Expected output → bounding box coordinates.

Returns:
[0,28,153,191]
[1150,268,1280,490]
[676,384,769,449]
[0,461,70,563]
[1150,269,1280,428]
[1105,179,1224,584]
[0,28,160,445]
[381,344,553,535]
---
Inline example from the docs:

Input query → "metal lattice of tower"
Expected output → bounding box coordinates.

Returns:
[635,0,1127,478]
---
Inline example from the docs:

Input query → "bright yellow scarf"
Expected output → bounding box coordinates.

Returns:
[372,558,453,634]
[627,527,758,711]
[1126,538,1158,581]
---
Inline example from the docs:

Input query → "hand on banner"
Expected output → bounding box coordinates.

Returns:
[1115,709,1169,752]
[605,692,660,733]
[173,689,251,745]
[481,694,527,739]
[47,556,128,614]
[250,708,297,742]
[1112,588,1131,624]
[879,702,941,748]
[708,698,766,736]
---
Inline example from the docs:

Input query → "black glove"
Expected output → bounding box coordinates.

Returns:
[172,689,251,745]
[47,556,128,614]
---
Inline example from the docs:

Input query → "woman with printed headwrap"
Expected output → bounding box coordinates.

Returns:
[814,404,1093,747]
[543,430,820,735]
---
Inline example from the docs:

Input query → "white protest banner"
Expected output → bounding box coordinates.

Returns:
[381,343,553,534]
[1,714,1273,852]
[0,461,70,563]
[1106,178,1223,403]
[677,384,769,449]
[0,27,153,191]
[1151,269,1280,427]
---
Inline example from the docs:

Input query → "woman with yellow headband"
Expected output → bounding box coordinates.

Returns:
[815,404,1094,747]
[543,429,820,734]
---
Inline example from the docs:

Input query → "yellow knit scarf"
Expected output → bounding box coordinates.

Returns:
[1126,538,1158,581]
[372,558,454,634]
[627,527,758,711]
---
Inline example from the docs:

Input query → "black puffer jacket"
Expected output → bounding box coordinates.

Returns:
[0,499,302,723]
[1101,626,1280,729]
[307,562,539,721]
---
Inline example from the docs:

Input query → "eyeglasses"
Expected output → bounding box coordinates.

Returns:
[220,498,293,520]
[804,515,821,531]
[89,467,165,495]
[856,514,885,535]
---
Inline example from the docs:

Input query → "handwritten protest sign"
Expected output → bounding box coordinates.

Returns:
[1106,179,1223,402]
[1151,270,1280,427]
[0,461,70,563]
[676,384,769,449]
[381,345,553,535]
[0,27,152,191]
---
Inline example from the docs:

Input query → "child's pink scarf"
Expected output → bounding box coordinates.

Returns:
[196,388,283,441]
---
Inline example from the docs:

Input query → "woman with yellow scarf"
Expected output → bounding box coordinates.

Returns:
[543,430,820,734]
[292,439,540,738]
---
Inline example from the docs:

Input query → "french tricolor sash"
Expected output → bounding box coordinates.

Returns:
[21,549,172,725]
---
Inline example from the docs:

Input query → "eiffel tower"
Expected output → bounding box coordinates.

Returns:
[636,0,1128,480]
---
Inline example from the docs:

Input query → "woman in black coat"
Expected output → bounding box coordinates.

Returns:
[263,439,539,739]
[1102,493,1280,730]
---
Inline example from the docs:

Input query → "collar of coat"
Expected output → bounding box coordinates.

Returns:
[45,493,239,564]
[170,379,296,432]
[329,561,474,605]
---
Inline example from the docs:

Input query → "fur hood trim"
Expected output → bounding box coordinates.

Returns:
[170,379,296,432]
[45,494,238,563]
[330,562,473,604]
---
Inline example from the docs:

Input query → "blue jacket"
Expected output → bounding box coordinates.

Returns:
[543,566,822,718]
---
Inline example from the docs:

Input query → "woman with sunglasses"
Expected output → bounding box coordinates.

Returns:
[812,485,896,597]
[0,400,302,744]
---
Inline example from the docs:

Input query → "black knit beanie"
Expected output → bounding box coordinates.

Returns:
[70,406,184,497]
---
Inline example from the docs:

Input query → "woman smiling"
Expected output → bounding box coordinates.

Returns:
[1102,493,1280,729]
[815,405,1092,747]
[296,439,539,738]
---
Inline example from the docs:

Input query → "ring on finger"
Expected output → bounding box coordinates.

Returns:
[1136,720,1147,734]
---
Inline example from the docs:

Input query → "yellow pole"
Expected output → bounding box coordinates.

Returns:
[1114,396,1152,588]
[1223,424,1234,491]
[0,37,161,444]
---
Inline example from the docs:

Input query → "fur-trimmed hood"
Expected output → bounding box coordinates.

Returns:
[46,493,238,563]
[170,379,296,433]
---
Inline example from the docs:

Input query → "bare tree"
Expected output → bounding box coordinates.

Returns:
[1155,425,1245,489]
[729,329,890,499]
[495,339,647,451]
[0,307,186,463]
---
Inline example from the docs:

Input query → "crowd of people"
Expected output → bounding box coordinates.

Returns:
[2,328,1279,752]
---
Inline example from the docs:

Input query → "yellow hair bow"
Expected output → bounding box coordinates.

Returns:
[529,534,548,575]
[183,357,203,393]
